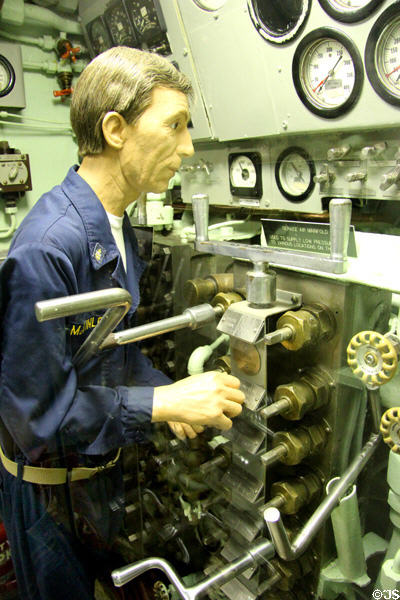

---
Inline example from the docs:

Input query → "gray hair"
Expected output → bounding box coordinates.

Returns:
[70,47,193,157]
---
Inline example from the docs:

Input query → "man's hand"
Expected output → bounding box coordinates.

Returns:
[168,422,205,440]
[153,371,245,431]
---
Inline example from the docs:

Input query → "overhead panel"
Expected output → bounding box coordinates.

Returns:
[171,0,400,140]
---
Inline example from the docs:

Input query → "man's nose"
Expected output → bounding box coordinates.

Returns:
[178,128,194,157]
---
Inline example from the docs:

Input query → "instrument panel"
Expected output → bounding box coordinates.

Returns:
[170,0,400,141]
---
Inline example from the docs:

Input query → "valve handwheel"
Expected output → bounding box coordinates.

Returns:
[346,330,398,388]
[380,407,400,453]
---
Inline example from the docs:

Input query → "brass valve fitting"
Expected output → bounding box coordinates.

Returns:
[266,422,329,466]
[273,367,333,420]
[268,471,322,515]
[183,273,234,305]
[276,303,336,351]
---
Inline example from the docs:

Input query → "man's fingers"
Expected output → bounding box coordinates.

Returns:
[215,413,234,431]
[222,400,243,418]
[223,386,245,403]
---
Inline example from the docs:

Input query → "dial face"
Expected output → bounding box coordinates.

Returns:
[365,4,400,106]
[228,152,263,198]
[248,0,310,44]
[318,0,383,23]
[125,0,162,42]
[293,28,363,117]
[87,17,112,55]
[275,147,315,202]
[105,3,138,46]
[0,56,15,98]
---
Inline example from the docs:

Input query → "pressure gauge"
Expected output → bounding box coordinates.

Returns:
[104,1,138,47]
[318,0,383,23]
[275,147,315,202]
[124,0,165,43]
[192,0,227,10]
[248,0,310,44]
[228,152,262,199]
[365,3,400,107]
[0,55,15,98]
[292,28,363,117]
[87,16,112,55]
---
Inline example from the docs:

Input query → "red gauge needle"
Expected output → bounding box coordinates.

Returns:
[312,51,343,94]
[386,64,400,78]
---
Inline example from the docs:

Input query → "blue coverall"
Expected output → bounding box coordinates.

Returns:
[0,166,171,599]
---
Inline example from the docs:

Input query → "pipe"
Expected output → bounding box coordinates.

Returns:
[265,432,380,560]
[112,538,274,599]
[101,304,221,349]
[0,213,17,239]
[326,478,367,580]
[35,288,132,368]
[0,0,82,34]
[187,333,229,375]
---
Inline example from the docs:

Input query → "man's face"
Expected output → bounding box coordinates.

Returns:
[120,86,194,196]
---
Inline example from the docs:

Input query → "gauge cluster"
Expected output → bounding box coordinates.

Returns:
[80,0,170,57]
[171,0,400,141]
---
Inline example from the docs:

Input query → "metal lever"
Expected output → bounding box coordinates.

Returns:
[264,432,380,560]
[101,303,222,349]
[191,195,352,275]
[35,288,132,368]
[112,538,274,600]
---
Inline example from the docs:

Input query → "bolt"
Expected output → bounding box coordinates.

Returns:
[365,352,378,366]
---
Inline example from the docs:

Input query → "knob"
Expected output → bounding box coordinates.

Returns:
[313,164,335,185]
[327,145,350,161]
[345,171,367,182]
[360,142,387,160]
[380,165,400,191]
[347,330,398,388]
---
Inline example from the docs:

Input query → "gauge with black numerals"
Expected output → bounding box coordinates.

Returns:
[275,147,315,202]
[318,0,383,23]
[365,2,400,107]
[248,0,310,44]
[229,152,262,199]
[104,1,138,47]
[293,27,364,117]
[124,0,165,43]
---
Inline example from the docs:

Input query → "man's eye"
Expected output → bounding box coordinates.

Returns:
[171,122,179,130]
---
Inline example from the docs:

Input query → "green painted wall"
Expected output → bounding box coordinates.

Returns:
[0,21,86,255]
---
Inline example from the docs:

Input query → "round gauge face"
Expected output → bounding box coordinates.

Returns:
[228,152,263,198]
[275,147,315,202]
[292,28,363,117]
[318,0,383,23]
[105,6,137,46]
[0,56,15,98]
[230,155,257,188]
[365,3,400,107]
[192,0,227,10]
[248,0,311,44]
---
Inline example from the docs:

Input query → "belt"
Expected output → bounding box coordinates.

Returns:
[0,443,121,485]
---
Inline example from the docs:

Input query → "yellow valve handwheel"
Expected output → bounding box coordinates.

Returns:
[380,408,400,453]
[346,330,398,388]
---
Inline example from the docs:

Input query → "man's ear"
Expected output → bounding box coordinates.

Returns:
[102,111,127,150]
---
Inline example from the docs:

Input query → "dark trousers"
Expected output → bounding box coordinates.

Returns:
[0,461,124,600]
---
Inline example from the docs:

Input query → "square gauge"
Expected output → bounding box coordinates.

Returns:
[228,152,262,199]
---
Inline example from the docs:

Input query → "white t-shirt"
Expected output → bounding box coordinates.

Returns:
[106,211,127,271]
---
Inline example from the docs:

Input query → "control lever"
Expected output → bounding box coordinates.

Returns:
[192,194,352,275]
[112,538,274,599]
[36,289,222,365]
[35,288,132,368]
[264,433,380,560]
